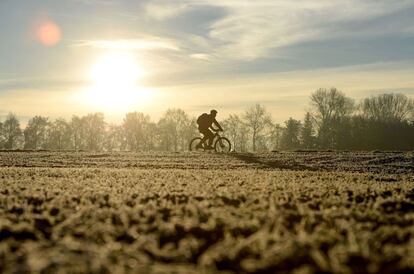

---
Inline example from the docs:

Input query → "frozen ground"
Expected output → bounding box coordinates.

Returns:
[0,151,413,273]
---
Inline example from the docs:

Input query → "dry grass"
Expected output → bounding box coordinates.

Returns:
[0,151,413,273]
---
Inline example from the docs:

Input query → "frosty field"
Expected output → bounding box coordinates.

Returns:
[1,151,413,273]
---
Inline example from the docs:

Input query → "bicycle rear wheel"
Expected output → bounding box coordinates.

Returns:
[189,137,204,151]
[214,137,231,152]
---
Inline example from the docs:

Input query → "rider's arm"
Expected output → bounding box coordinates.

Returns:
[212,119,223,131]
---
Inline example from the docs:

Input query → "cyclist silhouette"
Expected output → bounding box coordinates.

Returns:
[196,109,224,149]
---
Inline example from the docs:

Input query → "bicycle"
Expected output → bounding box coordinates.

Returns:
[189,131,232,152]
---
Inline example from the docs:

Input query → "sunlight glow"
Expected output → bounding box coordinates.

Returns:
[83,52,152,111]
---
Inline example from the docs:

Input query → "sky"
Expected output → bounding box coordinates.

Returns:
[1,0,414,124]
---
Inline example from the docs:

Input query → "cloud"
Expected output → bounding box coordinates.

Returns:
[143,0,414,61]
[73,38,179,51]
[206,0,414,60]
[145,0,190,20]
[70,0,117,6]
[190,53,212,61]
[0,75,86,93]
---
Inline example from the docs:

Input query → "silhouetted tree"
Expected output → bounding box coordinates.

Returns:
[223,114,248,152]
[411,109,414,124]
[123,112,151,151]
[361,93,414,122]
[223,115,240,146]
[83,113,105,151]
[24,116,49,150]
[104,124,124,151]
[268,123,284,151]
[0,121,3,148]
[182,118,198,151]
[10,91,414,152]
[238,123,249,152]
[158,109,190,151]
[310,88,354,148]
[280,118,301,150]
[143,122,159,151]
[1,113,22,150]
[46,118,72,150]
[71,115,85,150]
[256,135,270,151]
[243,104,272,151]
[301,112,315,149]
[157,119,172,151]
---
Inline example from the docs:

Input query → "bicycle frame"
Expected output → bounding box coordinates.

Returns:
[190,130,231,152]
[200,131,221,147]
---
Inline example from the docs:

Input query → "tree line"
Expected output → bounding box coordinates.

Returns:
[1,89,413,151]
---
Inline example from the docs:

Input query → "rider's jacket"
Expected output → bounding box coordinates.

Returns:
[198,114,222,131]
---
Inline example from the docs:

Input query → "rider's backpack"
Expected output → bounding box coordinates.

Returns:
[197,113,209,126]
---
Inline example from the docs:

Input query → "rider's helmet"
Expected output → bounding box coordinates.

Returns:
[210,109,218,116]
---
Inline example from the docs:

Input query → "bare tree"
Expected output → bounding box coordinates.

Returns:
[223,114,241,151]
[310,88,354,125]
[361,93,414,122]
[143,122,158,151]
[238,123,249,152]
[268,123,284,151]
[70,115,85,151]
[104,124,124,151]
[47,118,72,150]
[182,118,198,151]
[24,116,49,150]
[83,113,105,151]
[411,107,414,124]
[123,112,150,151]
[310,88,354,148]
[243,104,272,151]
[223,115,250,152]
[0,121,3,148]
[158,109,190,151]
[1,113,22,150]
[157,118,173,151]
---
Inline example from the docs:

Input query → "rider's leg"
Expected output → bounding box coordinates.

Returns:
[205,129,214,148]
[199,128,209,148]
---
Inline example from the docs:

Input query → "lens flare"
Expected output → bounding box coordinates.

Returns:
[36,21,61,46]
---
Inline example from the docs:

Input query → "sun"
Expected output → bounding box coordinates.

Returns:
[82,51,151,111]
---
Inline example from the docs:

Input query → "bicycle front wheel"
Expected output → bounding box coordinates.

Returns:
[214,137,231,153]
[189,137,204,151]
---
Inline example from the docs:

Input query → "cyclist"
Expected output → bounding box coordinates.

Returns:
[196,109,224,149]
